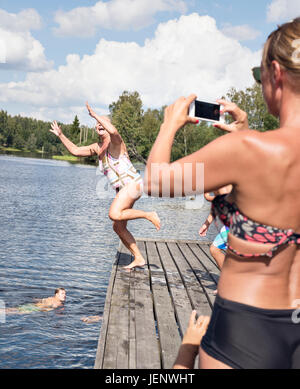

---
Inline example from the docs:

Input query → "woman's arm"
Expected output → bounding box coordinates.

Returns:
[145,95,250,197]
[86,102,122,145]
[50,121,99,157]
[214,99,250,132]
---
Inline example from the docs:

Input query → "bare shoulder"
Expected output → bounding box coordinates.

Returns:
[233,129,288,153]
[206,129,259,158]
[91,142,102,155]
[40,297,54,306]
[239,129,299,177]
[251,128,295,155]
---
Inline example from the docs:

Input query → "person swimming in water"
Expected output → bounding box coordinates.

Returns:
[4,288,66,315]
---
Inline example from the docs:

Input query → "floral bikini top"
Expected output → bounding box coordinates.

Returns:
[212,195,300,258]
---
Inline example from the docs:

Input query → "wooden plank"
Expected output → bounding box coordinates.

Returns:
[136,237,211,245]
[178,243,217,308]
[189,243,220,284]
[166,242,211,317]
[94,248,119,369]
[128,272,136,370]
[102,246,131,369]
[198,243,221,271]
[134,241,161,369]
[145,241,182,369]
[156,242,193,338]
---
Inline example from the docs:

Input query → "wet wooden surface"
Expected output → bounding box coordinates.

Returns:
[94,238,220,369]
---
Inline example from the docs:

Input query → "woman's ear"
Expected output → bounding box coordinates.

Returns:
[271,60,283,86]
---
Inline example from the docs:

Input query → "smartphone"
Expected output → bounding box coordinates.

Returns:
[189,100,225,124]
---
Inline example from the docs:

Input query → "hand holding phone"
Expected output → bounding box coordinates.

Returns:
[213,99,250,132]
[189,100,225,124]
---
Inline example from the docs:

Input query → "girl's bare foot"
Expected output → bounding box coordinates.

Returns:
[123,256,146,271]
[147,211,161,231]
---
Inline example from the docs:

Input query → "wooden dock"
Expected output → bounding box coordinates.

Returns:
[94,238,220,369]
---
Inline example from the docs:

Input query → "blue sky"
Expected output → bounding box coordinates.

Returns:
[0,0,299,124]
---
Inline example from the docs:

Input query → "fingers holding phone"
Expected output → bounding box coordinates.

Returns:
[214,99,249,132]
[163,94,199,132]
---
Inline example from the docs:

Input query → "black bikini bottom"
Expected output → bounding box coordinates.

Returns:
[201,294,300,369]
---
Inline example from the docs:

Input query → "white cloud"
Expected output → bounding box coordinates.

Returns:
[0,38,6,63]
[221,24,261,41]
[267,0,300,23]
[53,0,187,37]
[0,8,42,32]
[0,14,261,124]
[0,28,52,71]
[0,8,51,71]
[19,106,91,125]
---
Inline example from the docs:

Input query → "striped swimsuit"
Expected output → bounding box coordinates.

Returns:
[99,151,143,191]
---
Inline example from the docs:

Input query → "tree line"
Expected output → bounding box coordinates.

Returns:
[0,83,279,164]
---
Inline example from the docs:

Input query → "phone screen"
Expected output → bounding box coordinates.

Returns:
[194,101,220,121]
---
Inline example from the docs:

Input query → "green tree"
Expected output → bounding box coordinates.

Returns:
[109,91,146,163]
[25,133,37,151]
[71,115,80,142]
[139,107,163,160]
[226,83,279,131]
[13,133,25,149]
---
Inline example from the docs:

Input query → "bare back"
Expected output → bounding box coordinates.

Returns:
[218,127,300,309]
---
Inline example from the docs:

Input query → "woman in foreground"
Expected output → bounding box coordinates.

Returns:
[50,104,160,270]
[145,18,300,368]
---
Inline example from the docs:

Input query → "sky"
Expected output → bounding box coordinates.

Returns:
[0,0,299,125]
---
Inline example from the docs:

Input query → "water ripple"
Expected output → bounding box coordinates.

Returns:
[0,155,217,368]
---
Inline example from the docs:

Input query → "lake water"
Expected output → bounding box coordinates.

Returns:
[0,155,218,369]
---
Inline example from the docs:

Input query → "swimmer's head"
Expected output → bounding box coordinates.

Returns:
[55,288,66,302]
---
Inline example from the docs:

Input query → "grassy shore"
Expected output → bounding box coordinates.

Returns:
[0,146,79,161]
[0,146,23,152]
[52,155,79,161]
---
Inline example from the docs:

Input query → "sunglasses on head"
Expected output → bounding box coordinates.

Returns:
[252,66,261,84]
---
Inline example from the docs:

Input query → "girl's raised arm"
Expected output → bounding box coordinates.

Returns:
[50,120,99,157]
[86,102,122,145]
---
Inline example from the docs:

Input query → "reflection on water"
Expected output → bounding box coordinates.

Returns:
[0,155,218,369]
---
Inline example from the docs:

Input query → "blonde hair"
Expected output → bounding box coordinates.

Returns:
[262,17,300,83]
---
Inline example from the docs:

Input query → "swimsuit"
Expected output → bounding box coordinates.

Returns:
[212,226,229,250]
[212,194,300,258]
[18,303,41,313]
[99,151,143,191]
[201,295,300,369]
[200,195,300,368]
